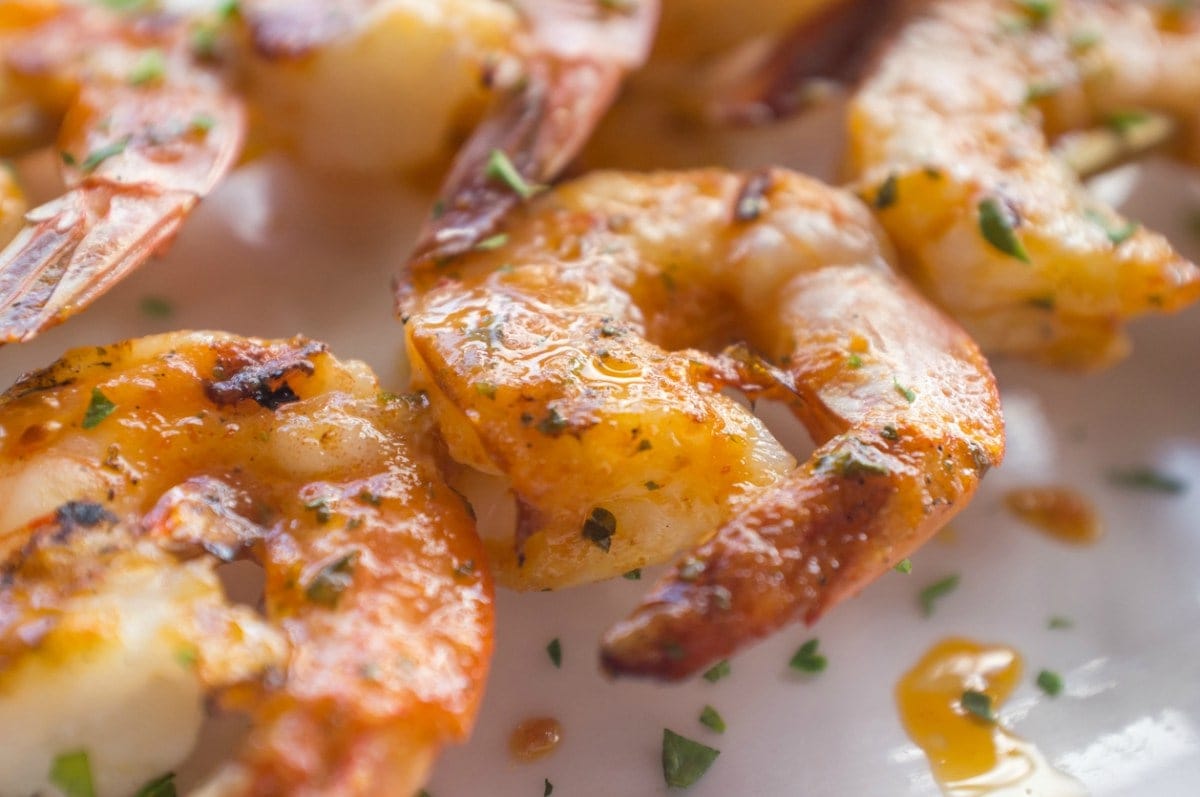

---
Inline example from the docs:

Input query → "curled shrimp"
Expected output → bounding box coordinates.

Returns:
[0,1,244,344]
[846,0,1200,367]
[0,332,492,795]
[399,168,1003,678]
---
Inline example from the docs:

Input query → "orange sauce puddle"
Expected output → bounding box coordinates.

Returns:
[509,716,563,763]
[1004,486,1101,545]
[896,638,1087,796]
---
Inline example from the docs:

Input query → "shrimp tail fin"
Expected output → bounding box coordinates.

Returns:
[408,0,659,265]
[711,0,898,125]
[0,185,195,342]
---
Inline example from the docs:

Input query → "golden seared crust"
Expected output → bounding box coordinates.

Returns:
[0,331,492,796]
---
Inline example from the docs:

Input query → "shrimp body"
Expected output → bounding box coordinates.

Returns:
[240,0,525,178]
[401,169,1003,677]
[848,0,1200,367]
[0,332,492,795]
[0,1,245,343]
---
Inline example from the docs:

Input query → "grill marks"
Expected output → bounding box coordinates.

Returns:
[204,339,326,410]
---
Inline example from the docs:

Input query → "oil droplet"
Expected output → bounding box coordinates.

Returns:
[1004,486,1101,545]
[509,716,563,763]
[896,638,1087,796]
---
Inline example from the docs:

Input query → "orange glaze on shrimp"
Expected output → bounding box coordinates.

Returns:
[399,169,1003,679]
[847,0,1200,367]
[0,1,245,343]
[0,332,492,796]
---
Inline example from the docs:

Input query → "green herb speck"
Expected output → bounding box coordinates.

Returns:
[50,750,95,797]
[701,660,731,683]
[919,574,960,617]
[961,689,996,723]
[305,552,356,608]
[547,637,562,668]
[485,149,540,200]
[1036,669,1064,697]
[581,507,617,552]
[662,729,719,788]
[789,638,827,674]
[140,295,174,319]
[1107,466,1186,495]
[623,568,642,580]
[894,558,912,574]
[128,49,167,86]
[699,705,726,733]
[82,387,117,429]
[133,772,177,797]
[978,197,1030,263]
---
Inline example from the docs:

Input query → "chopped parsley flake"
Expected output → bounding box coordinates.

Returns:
[133,772,177,797]
[536,408,568,436]
[546,637,562,668]
[701,660,731,683]
[1036,669,1064,697]
[1015,0,1057,23]
[1106,109,1152,136]
[960,690,996,723]
[49,750,95,797]
[139,295,174,319]
[894,558,913,574]
[190,113,216,134]
[847,353,864,369]
[82,387,117,429]
[1085,209,1138,245]
[645,480,662,491]
[662,729,719,788]
[1047,615,1074,630]
[918,574,960,617]
[475,233,509,251]
[978,197,1030,263]
[623,568,642,580]
[79,136,132,174]
[874,173,899,209]
[699,705,726,733]
[128,49,167,86]
[304,497,333,524]
[1107,466,1186,495]
[789,638,827,674]
[893,379,916,403]
[581,507,617,552]
[485,149,540,200]
[305,552,356,608]
[544,778,554,796]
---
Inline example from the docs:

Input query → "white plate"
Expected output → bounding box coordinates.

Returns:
[3,110,1199,796]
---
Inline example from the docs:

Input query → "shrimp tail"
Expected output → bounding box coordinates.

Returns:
[0,186,192,341]
[710,0,898,125]
[409,0,659,264]
[0,83,244,342]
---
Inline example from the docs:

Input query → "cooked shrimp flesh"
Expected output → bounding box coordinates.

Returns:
[0,332,492,795]
[847,0,1200,367]
[400,169,1004,678]
[0,1,244,344]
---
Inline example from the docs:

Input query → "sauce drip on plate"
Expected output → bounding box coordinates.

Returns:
[509,716,563,762]
[896,638,1087,796]
[1004,486,1101,545]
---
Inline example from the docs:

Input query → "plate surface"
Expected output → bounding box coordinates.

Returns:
[2,110,1198,796]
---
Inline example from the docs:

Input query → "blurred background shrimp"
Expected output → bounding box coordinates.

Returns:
[845,0,1200,368]
[0,0,659,344]
[0,331,493,795]
[0,0,244,344]
[399,168,1003,677]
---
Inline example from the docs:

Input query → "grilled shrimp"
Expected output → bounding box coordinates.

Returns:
[0,1,244,343]
[399,169,1003,678]
[0,332,492,795]
[847,0,1200,367]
